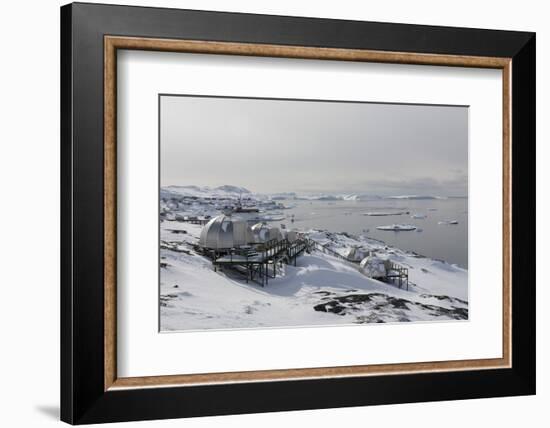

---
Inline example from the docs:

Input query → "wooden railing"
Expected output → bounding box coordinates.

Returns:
[308,239,409,290]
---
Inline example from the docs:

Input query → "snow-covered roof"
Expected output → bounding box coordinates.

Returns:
[344,246,368,261]
[198,215,254,249]
[360,255,387,278]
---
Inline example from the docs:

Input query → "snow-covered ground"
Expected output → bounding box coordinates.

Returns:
[160,186,468,331]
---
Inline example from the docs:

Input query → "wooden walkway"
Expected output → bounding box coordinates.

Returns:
[200,236,408,290]
[309,240,409,290]
[209,238,309,286]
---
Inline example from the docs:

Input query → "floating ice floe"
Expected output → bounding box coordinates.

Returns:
[376,224,417,231]
[438,220,459,225]
[362,211,408,216]
[259,215,285,222]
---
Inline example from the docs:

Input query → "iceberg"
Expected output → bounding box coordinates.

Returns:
[438,220,459,225]
[376,224,417,231]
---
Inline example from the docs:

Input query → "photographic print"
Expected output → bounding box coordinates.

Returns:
[159,95,469,332]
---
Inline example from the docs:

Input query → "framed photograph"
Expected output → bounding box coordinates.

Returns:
[61,2,535,424]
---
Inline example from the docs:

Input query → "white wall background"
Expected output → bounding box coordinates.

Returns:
[0,0,546,427]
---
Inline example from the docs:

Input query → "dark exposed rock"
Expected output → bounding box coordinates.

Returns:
[160,293,178,307]
[419,294,468,306]
[387,297,410,310]
[313,292,468,322]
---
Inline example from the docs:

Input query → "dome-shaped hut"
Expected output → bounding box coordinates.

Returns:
[284,229,299,243]
[360,255,387,279]
[198,215,253,250]
[344,246,368,262]
[251,222,283,243]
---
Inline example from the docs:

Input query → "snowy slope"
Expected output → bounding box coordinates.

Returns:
[160,219,468,331]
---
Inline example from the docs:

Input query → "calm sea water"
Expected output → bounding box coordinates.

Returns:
[279,198,468,268]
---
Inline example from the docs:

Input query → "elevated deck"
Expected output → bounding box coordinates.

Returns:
[199,236,408,290]
[309,240,409,290]
[202,238,309,286]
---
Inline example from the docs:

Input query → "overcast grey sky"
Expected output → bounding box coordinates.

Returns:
[160,95,468,196]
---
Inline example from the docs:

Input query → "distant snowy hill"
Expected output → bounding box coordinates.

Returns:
[271,193,448,201]
[163,185,252,199]
[293,193,379,201]
[342,194,383,201]
[214,185,251,194]
[161,186,460,202]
